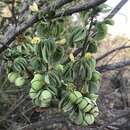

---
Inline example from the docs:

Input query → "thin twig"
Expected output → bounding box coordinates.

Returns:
[96,45,130,62]
[81,15,95,57]
[12,0,17,25]
[53,0,107,19]
[106,0,128,19]
[0,94,28,123]
[97,60,130,72]
[101,42,127,65]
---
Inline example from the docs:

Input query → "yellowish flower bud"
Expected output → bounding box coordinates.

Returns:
[69,53,75,62]
[56,38,66,45]
[31,36,41,44]
[85,52,92,59]
[30,2,39,12]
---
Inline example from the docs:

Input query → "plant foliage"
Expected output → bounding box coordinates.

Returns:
[3,2,114,126]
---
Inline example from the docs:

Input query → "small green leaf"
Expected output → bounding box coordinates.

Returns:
[104,18,114,25]
[53,46,64,62]
[95,22,108,41]
[42,45,49,63]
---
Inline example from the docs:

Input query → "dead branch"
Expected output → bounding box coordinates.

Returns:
[106,0,128,19]
[53,0,107,19]
[96,45,130,62]
[97,60,130,72]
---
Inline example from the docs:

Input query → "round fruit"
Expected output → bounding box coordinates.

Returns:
[69,91,82,103]
[39,90,52,103]
[55,64,64,73]
[29,88,38,99]
[15,77,25,87]
[83,97,94,112]
[31,80,44,91]
[84,114,95,125]
[90,107,99,117]
[40,102,50,107]
[8,72,19,83]
[33,98,41,106]
[78,98,89,110]
[31,74,45,91]
[92,71,101,81]
[33,74,44,80]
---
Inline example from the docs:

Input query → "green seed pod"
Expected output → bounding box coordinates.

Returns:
[89,94,98,102]
[75,97,83,105]
[83,103,94,113]
[15,77,25,87]
[39,90,52,103]
[29,88,38,99]
[31,81,44,91]
[69,91,82,103]
[33,98,41,106]
[62,101,73,113]
[40,102,50,107]
[78,97,89,110]
[55,64,64,73]
[83,97,95,113]
[82,120,88,126]
[90,107,99,117]
[74,110,84,125]
[91,71,101,81]
[8,72,19,83]
[31,74,45,91]
[84,114,95,125]
[89,81,100,94]
[33,74,44,81]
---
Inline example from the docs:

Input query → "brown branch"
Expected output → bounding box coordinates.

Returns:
[96,45,130,62]
[53,0,107,19]
[97,60,130,73]
[81,15,95,57]
[106,0,128,19]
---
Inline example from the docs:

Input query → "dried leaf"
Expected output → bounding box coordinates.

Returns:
[1,6,12,18]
